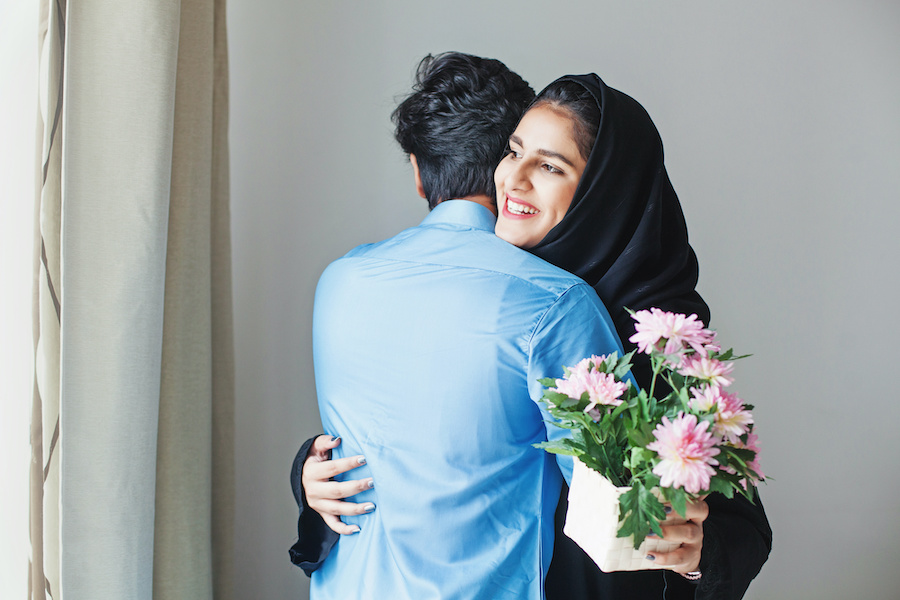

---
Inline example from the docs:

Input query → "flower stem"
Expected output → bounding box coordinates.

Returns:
[648,353,663,404]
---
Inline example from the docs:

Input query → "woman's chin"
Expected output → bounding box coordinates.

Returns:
[495,226,534,249]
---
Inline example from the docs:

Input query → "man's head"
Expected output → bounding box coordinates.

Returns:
[392,52,535,209]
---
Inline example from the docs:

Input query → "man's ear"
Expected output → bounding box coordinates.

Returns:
[410,154,426,199]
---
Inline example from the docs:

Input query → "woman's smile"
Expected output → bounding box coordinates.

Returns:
[503,196,539,216]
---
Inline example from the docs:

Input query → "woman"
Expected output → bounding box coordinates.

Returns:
[497,74,772,599]
[298,74,771,599]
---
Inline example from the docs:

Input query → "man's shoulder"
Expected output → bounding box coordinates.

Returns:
[332,225,589,298]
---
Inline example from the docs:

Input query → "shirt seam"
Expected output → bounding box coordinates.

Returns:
[525,284,589,353]
[337,253,586,298]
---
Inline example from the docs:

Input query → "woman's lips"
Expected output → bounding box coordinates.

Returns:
[503,196,539,219]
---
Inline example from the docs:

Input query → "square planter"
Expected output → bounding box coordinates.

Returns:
[563,459,680,572]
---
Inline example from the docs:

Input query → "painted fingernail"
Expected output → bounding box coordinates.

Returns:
[363,503,375,513]
[332,436,341,444]
[646,554,656,561]
[664,505,672,514]
[350,525,360,533]
[357,456,367,465]
[646,532,658,538]
[366,478,374,489]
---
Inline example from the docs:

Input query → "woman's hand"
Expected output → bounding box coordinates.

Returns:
[302,435,375,535]
[645,497,709,574]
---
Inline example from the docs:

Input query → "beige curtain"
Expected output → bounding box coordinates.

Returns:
[30,0,234,598]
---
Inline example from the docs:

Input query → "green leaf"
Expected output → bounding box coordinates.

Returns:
[617,480,667,548]
[614,354,635,379]
[721,446,756,471]
[626,426,653,451]
[533,438,584,457]
[664,488,688,519]
[708,477,736,497]
[558,397,581,410]
[578,453,608,477]
[667,372,686,390]
[610,401,630,420]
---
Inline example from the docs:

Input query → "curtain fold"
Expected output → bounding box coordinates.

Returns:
[29,0,234,598]
[31,1,65,597]
[153,0,234,597]
[209,2,236,597]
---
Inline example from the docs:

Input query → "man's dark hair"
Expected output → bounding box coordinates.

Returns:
[392,52,535,209]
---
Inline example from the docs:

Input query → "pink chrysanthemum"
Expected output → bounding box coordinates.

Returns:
[714,394,754,443]
[702,331,721,356]
[647,413,720,494]
[572,354,611,373]
[690,386,753,442]
[629,309,715,356]
[554,363,627,412]
[734,432,764,480]
[679,355,735,387]
[688,385,720,412]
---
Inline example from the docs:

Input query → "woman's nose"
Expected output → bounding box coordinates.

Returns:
[505,161,530,191]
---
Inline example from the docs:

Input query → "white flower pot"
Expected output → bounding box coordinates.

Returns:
[564,459,681,572]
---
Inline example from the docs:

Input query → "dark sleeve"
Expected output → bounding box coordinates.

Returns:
[687,490,773,599]
[288,435,340,576]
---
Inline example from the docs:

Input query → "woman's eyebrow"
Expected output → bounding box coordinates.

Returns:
[536,148,576,168]
[509,134,576,168]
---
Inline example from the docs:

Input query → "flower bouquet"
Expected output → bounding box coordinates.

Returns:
[535,309,764,571]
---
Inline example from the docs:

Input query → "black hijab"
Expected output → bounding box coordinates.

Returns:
[528,74,709,389]
[535,77,772,600]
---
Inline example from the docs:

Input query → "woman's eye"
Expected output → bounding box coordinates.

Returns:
[506,145,522,159]
[543,163,562,174]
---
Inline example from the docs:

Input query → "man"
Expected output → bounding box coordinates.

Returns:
[291,53,766,599]
[301,51,645,599]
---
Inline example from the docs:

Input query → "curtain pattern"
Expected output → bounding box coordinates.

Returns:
[29,1,233,598]
[30,0,65,597]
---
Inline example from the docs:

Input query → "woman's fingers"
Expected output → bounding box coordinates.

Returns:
[646,497,708,573]
[306,476,374,502]
[313,497,376,517]
[659,495,709,524]
[312,491,376,536]
[654,519,703,544]
[682,496,709,521]
[305,454,368,481]
[322,513,361,536]
[646,544,694,569]
[645,521,702,572]
[308,434,342,459]
[301,436,375,534]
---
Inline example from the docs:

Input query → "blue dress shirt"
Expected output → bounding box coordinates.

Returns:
[310,201,626,600]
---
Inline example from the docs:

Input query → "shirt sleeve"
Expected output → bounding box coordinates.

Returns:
[288,435,340,576]
[526,283,630,486]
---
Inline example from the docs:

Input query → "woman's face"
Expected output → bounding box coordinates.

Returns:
[494,104,587,249]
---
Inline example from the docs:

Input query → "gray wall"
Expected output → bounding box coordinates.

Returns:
[228,2,900,598]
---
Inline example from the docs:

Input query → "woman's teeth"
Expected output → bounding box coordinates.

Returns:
[507,199,537,215]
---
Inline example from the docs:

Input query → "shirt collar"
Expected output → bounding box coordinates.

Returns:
[421,200,497,232]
